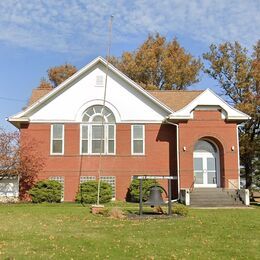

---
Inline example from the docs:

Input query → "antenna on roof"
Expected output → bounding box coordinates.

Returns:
[96,15,114,206]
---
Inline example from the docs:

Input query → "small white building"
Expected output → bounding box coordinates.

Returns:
[0,175,19,202]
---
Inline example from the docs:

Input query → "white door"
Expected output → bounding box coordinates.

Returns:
[193,140,219,188]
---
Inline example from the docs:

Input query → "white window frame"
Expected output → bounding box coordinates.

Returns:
[108,124,116,155]
[131,125,145,155]
[80,124,89,154]
[80,124,116,155]
[50,124,64,155]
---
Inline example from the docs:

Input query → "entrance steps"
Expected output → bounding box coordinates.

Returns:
[190,188,245,207]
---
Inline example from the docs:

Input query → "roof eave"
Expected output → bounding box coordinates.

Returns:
[6,117,30,128]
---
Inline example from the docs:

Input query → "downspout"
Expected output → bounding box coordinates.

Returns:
[236,124,241,189]
[165,118,180,200]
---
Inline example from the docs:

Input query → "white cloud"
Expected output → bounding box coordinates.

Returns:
[0,0,259,55]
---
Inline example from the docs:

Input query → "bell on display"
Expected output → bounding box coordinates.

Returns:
[144,185,167,207]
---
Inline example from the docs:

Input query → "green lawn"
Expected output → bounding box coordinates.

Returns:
[0,203,259,259]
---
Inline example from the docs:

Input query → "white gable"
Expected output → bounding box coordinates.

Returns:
[8,57,249,126]
[9,58,172,125]
[168,89,250,121]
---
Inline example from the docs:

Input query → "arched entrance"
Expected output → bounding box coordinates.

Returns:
[193,139,220,188]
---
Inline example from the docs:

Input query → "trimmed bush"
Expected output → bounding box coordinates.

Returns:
[127,179,160,202]
[76,180,112,204]
[172,203,189,216]
[29,180,62,203]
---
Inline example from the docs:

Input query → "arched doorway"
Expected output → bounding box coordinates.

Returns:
[193,139,220,188]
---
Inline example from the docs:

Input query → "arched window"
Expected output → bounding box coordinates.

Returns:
[82,105,115,123]
[81,105,116,154]
[194,140,217,154]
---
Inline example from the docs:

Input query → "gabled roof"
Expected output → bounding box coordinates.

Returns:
[168,88,250,121]
[27,88,203,112]
[28,87,53,106]
[8,57,250,126]
[8,56,173,124]
[148,90,203,111]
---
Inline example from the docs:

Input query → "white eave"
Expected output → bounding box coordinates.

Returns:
[6,117,30,128]
[168,88,250,121]
[8,56,173,125]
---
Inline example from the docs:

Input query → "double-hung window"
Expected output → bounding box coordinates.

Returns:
[131,125,145,155]
[80,105,116,155]
[51,124,64,155]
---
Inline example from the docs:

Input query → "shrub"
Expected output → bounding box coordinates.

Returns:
[109,207,125,219]
[28,180,62,203]
[76,180,112,204]
[172,203,189,216]
[127,179,160,202]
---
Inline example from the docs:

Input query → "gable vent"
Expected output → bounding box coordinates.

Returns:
[96,75,104,87]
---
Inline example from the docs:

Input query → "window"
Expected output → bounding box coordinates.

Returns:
[194,140,217,154]
[80,105,116,155]
[80,176,96,183]
[96,75,104,87]
[51,124,64,155]
[81,125,88,154]
[100,176,116,199]
[49,176,64,201]
[131,125,145,155]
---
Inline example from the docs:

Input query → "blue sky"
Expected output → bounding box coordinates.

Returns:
[0,0,259,130]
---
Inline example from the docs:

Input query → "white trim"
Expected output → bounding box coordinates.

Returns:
[193,139,220,188]
[50,124,64,155]
[237,125,241,189]
[120,120,163,124]
[75,100,121,123]
[22,119,164,124]
[108,124,116,155]
[131,125,145,155]
[80,124,89,155]
[80,123,116,155]
[169,88,250,121]
[8,56,173,122]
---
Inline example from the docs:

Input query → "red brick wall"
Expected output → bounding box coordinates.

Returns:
[178,110,239,189]
[20,111,239,201]
[20,123,177,201]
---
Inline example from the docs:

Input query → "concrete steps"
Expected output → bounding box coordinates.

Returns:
[190,188,245,207]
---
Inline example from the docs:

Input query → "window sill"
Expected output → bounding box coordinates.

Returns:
[80,154,116,156]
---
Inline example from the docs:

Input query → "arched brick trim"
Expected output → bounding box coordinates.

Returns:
[192,133,225,153]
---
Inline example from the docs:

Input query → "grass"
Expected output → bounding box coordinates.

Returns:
[0,203,259,259]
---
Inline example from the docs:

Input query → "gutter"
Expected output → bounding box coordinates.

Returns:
[237,124,241,189]
[165,118,180,200]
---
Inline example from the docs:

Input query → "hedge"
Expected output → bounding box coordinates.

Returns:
[29,180,62,203]
[76,180,112,204]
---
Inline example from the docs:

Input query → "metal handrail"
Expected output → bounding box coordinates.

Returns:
[222,176,239,190]
[190,176,196,192]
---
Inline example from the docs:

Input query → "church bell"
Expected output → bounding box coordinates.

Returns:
[144,185,166,207]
